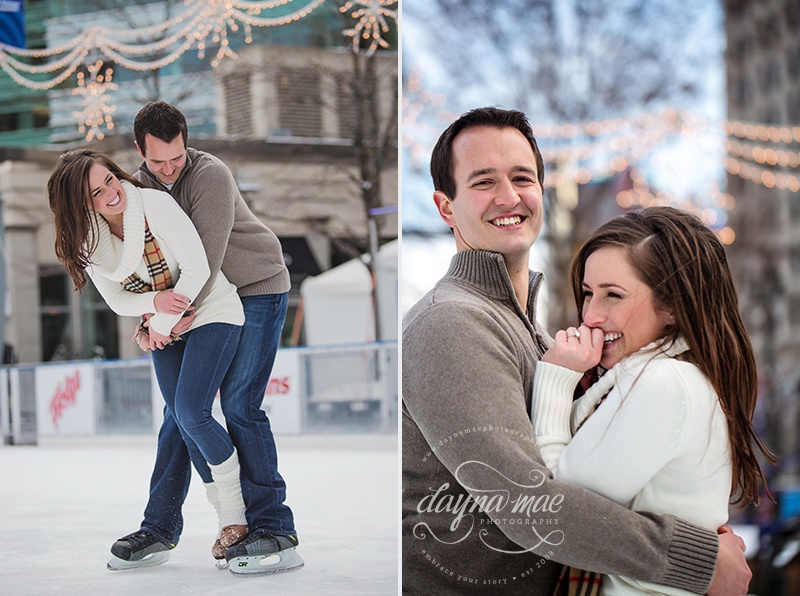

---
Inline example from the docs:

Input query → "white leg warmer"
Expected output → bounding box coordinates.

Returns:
[208,451,247,528]
[203,481,223,530]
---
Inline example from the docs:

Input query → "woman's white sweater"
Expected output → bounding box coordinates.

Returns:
[532,339,732,595]
[86,181,244,336]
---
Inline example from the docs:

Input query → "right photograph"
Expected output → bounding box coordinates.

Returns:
[400,1,799,595]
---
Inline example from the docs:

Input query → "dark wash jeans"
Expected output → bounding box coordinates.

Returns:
[140,293,296,544]
[151,322,241,472]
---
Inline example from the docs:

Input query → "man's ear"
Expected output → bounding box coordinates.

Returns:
[433,190,456,228]
[134,140,145,159]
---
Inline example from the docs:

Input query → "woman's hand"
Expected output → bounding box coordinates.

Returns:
[148,327,174,351]
[541,324,604,372]
[154,289,191,315]
[132,329,151,352]
[131,315,152,352]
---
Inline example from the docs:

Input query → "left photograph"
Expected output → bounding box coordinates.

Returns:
[0,1,398,594]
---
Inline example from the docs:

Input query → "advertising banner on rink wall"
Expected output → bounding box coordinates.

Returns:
[35,364,96,436]
[260,349,302,434]
[152,348,302,435]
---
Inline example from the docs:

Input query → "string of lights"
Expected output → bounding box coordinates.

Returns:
[0,0,397,139]
[723,119,800,144]
[725,157,800,193]
[726,139,800,169]
[403,66,797,245]
[404,70,798,183]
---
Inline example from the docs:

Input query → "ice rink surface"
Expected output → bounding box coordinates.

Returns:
[0,433,398,595]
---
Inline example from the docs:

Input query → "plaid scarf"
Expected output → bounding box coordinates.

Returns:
[121,220,173,292]
[120,219,181,343]
[548,340,690,596]
[551,370,606,596]
[553,564,602,595]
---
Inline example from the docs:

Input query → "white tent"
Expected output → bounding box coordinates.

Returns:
[300,240,398,346]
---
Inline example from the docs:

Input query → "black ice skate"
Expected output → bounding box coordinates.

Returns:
[224,531,304,576]
[107,530,175,571]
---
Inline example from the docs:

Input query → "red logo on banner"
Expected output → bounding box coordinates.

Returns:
[50,370,81,430]
[266,377,290,395]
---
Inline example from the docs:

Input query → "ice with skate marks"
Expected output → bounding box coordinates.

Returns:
[227,548,305,577]
[107,550,170,571]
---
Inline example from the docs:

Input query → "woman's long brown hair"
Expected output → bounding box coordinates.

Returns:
[570,206,776,506]
[46,149,142,290]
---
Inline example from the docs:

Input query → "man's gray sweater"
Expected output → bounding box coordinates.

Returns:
[136,147,290,304]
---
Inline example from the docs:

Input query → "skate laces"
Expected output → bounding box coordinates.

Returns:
[122,530,163,550]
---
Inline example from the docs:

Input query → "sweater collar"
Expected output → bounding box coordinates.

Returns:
[444,250,544,322]
[86,181,146,281]
[572,336,690,428]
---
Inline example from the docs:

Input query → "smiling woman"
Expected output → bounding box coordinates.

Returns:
[580,245,674,370]
[532,205,776,595]
[46,148,253,569]
[88,164,127,235]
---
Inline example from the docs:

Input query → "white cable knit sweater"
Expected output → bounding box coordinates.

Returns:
[86,181,244,336]
[531,338,732,595]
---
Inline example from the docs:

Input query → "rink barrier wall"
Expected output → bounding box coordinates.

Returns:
[1,342,398,444]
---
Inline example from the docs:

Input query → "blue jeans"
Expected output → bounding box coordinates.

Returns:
[141,293,295,544]
[151,323,242,473]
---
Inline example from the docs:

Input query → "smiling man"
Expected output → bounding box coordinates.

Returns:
[401,107,752,595]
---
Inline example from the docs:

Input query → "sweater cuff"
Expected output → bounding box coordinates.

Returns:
[124,291,157,317]
[531,361,583,440]
[149,312,182,336]
[660,517,718,593]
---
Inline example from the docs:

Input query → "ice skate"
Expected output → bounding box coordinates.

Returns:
[207,454,249,571]
[212,524,248,570]
[107,530,175,571]
[225,531,304,576]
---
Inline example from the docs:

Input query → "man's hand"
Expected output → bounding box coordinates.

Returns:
[171,306,196,336]
[541,324,603,372]
[707,526,751,596]
[154,289,191,315]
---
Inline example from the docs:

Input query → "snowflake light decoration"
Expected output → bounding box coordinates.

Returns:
[340,0,397,55]
[72,60,117,141]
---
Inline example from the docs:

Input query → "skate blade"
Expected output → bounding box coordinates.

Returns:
[228,548,304,576]
[107,550,170,571]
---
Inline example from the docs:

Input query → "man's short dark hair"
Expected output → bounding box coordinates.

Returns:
[133,101,188,155]
[430,107,545,200]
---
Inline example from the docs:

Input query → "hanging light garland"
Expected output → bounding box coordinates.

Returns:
[403,65,799,246]
[0,0,398,139]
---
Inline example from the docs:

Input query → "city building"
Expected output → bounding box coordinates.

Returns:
[724,0,800,481]
[0,2,398,362]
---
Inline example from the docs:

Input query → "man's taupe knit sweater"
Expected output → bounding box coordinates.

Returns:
[136,147,290,303]
[402,250,718,595]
